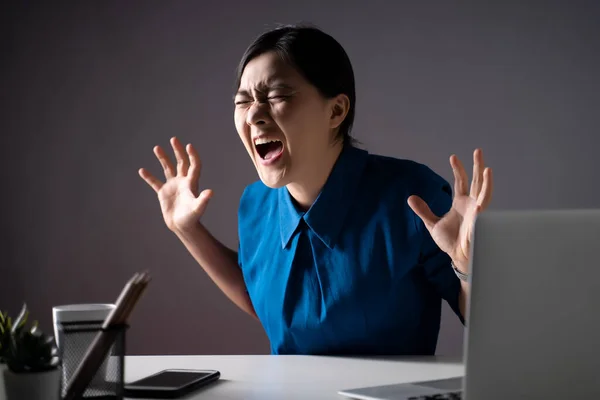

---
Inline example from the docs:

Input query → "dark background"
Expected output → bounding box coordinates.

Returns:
[1,0,598,356]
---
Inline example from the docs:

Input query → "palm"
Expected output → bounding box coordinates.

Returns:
[428,195,480,264]
[139,137,213,233]
[409,149,493,271]
[158,178,201,229]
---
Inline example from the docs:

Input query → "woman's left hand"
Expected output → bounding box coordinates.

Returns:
[408,149,494,273]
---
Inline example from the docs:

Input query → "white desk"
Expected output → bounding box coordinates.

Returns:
[124,355,464,400]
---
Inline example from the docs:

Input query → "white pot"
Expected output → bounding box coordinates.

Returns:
[3,367,60,400]
[0,363,6,400]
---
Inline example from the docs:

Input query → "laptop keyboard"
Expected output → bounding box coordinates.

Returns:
[408,391,462,399]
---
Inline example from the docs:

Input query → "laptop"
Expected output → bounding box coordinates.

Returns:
[339,209,600,399]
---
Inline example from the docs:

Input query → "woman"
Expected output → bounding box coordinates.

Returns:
[139,25,493,355]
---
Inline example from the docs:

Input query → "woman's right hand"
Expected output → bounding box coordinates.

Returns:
[139,137,213,234]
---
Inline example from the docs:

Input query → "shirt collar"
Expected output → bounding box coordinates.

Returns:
[278,144,369,249]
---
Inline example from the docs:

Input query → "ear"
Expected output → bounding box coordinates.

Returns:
[328,94,350,130]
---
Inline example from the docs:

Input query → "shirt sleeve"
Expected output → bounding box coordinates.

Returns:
[413,176,465,325]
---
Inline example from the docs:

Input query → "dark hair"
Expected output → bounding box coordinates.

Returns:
[235,24,357,145]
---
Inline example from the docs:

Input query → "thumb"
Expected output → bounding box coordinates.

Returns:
[193,189,213,217]
[407,195,440,231]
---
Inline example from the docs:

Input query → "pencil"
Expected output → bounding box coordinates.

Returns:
[63,271,150,400]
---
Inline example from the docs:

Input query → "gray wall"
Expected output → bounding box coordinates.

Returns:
[1,1,599,356]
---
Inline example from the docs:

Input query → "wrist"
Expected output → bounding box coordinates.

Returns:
[451,259,470,282]
[451,259,469,273]
[173,221,206,241]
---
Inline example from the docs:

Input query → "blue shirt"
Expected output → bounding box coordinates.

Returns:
[237,144,464,355]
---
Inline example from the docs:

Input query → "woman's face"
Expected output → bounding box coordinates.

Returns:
[234,51,339,188]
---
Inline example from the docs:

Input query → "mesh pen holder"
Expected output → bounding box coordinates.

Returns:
[57,321,128,400]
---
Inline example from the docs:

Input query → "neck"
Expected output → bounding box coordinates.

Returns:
[286,140,345,211]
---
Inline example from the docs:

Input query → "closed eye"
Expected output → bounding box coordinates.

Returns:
[267,95,289,101]
[235,96,288,105]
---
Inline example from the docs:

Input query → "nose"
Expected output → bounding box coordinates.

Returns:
[246,101,269,126]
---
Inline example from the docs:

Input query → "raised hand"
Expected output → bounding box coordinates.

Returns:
[139,137,213,233]
[408,149,494,272]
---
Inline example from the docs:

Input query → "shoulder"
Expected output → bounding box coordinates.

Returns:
[237,180,281,232]
[361,150,452,203]
[239,180,276,212]
[358,150,454,248]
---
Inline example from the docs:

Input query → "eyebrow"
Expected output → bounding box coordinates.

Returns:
[234,82,296,99]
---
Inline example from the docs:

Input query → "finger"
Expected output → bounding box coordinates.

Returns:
[138,168,164,193]
[469,148,485,199]
[450,154,469,196]
[171,137,190,176]
[193,189,213,217]
[476,167,494,210]
[153,145,175,179]
[408,195,440,232]
[187,143,202,194]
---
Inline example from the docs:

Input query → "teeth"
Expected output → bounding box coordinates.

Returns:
[254,138,281,145]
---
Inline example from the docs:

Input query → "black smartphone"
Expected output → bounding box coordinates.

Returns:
[124,369,220,398]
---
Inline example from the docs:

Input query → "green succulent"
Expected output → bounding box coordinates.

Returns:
[0,310,6,362]
[0,309,18,363]
[2,304,59,373]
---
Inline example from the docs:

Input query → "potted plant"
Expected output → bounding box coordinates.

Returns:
[0,309,17,400]
[1,304,60,400]
[0,309,9,400]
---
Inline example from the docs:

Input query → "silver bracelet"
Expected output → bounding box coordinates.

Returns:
[452,261,469,282]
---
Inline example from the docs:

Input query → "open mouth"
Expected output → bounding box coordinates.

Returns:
[255,139,283,161]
